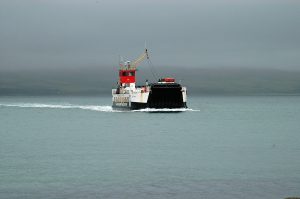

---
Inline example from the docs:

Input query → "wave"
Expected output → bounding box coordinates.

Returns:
[0,103,199,113]
[0,103,118,112]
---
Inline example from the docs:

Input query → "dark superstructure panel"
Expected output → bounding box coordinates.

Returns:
[147,83,186,108]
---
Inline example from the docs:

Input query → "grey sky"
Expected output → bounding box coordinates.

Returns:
[0,0,299,71]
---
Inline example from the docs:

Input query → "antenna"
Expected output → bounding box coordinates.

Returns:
[144,41,149,59]
[119,55,124,67]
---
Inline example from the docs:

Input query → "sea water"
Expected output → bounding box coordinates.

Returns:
[0,96,300,199]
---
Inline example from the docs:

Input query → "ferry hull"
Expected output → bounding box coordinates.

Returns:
[112,83,187,110]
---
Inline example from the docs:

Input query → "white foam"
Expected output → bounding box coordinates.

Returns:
[0,103,118,112]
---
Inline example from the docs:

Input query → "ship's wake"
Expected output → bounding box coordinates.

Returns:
[0,103,199,112]
[0,103,118,112]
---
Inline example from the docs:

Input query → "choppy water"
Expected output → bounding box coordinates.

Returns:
[0,96,300,199]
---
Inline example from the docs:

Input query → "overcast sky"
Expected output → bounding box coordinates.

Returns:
[0,0,299,71]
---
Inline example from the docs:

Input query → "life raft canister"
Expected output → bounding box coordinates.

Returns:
[161,77,175,82]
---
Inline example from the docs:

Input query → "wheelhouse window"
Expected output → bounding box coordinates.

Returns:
[128,71,135,76]
[120,71,135,76]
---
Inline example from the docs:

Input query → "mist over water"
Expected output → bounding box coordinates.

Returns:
[1,67,300,96]
[1,0,300,96]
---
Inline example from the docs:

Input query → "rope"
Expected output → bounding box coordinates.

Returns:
[147,58,159,81]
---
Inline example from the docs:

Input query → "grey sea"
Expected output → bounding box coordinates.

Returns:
[0,96,300,199]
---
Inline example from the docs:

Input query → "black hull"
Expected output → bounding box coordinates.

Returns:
[112,102,187,111]
[131,102,187,110]
[113,83,187,110]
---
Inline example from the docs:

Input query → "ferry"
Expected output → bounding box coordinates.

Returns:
[112,49,187,110]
